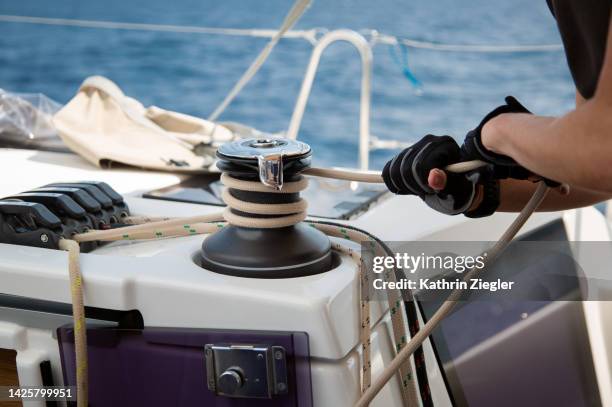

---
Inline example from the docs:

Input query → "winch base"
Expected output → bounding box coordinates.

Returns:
[200,223,333,278]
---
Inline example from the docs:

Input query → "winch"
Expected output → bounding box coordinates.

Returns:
[199,137,334,278]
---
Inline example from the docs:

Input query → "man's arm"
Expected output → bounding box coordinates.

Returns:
[482,14,612,193]
[427,88,612,211]
[496,179,610,211]
[495,88,611,212]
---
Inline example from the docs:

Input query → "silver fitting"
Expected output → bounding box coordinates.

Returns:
[257,153,283,190]
[216,136,311,191]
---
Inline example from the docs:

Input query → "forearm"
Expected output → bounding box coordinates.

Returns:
[483,99,612,193]
[497,179,611,212]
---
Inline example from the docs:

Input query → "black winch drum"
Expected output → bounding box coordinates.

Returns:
[200,137,333,278]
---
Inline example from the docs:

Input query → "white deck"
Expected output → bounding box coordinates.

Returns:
[1,148,611,406]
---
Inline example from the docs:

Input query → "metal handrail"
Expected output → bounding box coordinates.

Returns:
[286,29,373,170]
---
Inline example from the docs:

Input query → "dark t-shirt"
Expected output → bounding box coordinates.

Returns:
[547,0,611,99]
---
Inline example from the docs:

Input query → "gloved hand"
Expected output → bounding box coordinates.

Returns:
[382,135,498,217]
[461,96,560,186]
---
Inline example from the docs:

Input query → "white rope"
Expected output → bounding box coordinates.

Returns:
[312,224,419,405]
[0,14,563,53]
[73,213,225,242]
[304,167,384,183]
[220,172,309,193]
[303,160,488,183]
[220,173,309,228]
[207,0,312,121]
[58,239,88,407]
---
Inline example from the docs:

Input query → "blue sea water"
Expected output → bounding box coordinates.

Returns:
[0,0,574,169]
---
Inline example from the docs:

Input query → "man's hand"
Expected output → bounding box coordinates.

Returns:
[382,135,462,195]
[382,135,499,217]
[462,96,530,166]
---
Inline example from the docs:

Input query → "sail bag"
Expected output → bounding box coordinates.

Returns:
[53,76,236,172]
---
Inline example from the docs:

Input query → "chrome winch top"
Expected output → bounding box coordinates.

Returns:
[217,137,311,190]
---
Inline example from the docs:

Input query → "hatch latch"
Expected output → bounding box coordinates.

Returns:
[205,343,288,399]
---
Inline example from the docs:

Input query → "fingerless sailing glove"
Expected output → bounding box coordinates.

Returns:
[382,135,498,217]
[461,96,560,186]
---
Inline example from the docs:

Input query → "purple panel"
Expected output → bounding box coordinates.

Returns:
[57,326,312,407]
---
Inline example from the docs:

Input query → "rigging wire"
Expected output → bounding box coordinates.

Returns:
[206,0,313,121]
[369,30,563,53]
[0,14,564,53]
[0,14,319,41]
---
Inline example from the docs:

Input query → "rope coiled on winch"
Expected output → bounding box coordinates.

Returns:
[220,172,308,228]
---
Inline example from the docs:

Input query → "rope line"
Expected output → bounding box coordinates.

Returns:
[72,213,225,242]
[315,223,419,405]
[220,173,309,228]
[207,0,312,121]
[58,239,88,407]
[303,160,487,183]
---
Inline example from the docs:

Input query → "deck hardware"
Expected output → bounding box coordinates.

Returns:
[205,344,288,399]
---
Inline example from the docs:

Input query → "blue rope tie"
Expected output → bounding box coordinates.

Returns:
[389,42,423,94]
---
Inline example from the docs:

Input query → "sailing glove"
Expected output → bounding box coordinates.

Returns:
[382,135,498,217]
[461,96,560,187]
